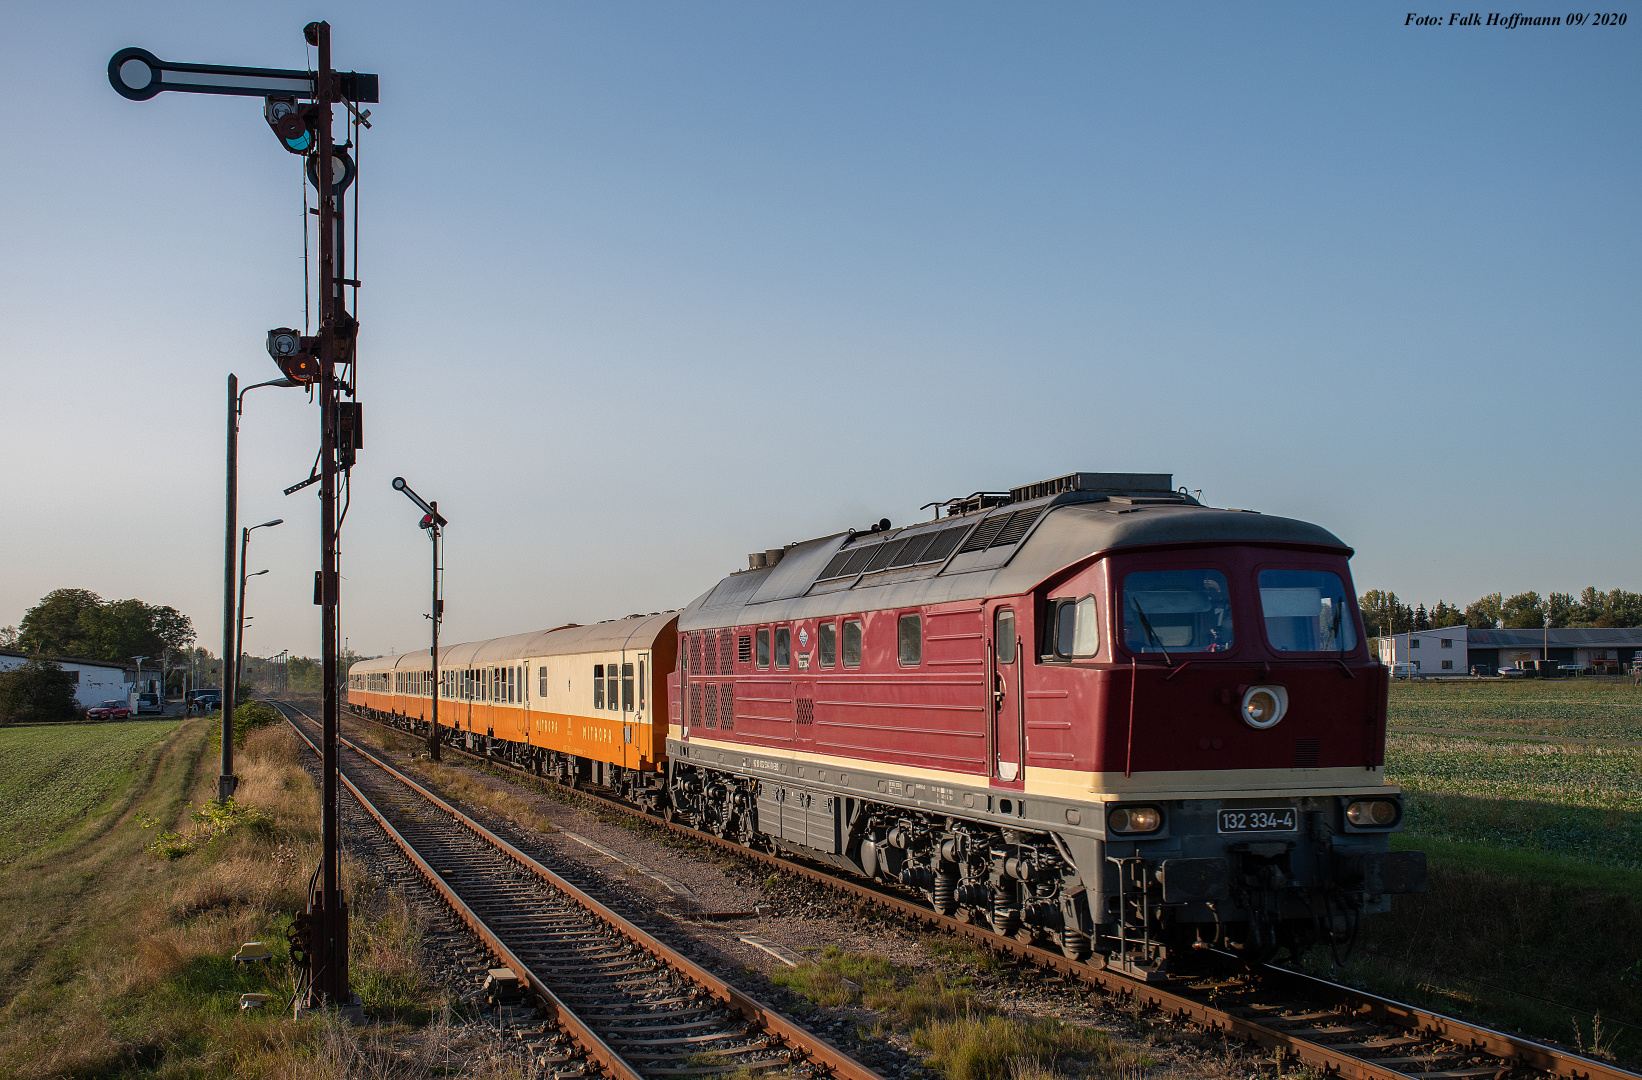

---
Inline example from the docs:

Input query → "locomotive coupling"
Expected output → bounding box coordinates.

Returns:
[1156,857,1231,903]
[1335,849,1428,894]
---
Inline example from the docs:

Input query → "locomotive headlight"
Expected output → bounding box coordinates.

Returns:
[1240,684,1289,729]
[1108,806,1163,834]
[1346,799,1400,827]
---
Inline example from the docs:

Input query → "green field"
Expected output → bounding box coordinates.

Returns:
[0,721,179,863]
[1387,677,1642,739]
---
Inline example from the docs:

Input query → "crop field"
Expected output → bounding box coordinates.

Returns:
[0,720,179,863]
[1386,677,1642,739]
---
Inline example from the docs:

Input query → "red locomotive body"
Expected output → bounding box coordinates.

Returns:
[669,473,1423,975]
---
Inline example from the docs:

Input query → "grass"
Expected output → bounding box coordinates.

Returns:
[0,720,179,863]
[772,943,1147,1080]
[1385,733,1640,868]
[1386,678,1642,739]
[0,715,511,1078]
[1333,679,1642,1066]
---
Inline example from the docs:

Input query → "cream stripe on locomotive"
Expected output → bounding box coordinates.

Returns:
[679,734,1400,804]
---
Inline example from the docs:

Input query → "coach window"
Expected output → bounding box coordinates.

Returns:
[622,663,635,711]
[638,659,646,711]
[775,627,791,668]
[509,666,517,703]
[898,613,922,666]
[756,628,771,669]
[593,665,605,709]
[842,619,863,667]
[819,621,837,668]
[539,666,547,696]
[607,665,619,710]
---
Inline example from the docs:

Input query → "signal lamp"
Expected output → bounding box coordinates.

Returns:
[306,146,356,195]
[420,514,435,530]
[1107,806,1162,834]
[263,96,313,154]
[266,327,320,384]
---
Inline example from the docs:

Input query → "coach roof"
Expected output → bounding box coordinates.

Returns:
[679,495,1348,632]
[348,612,678,675]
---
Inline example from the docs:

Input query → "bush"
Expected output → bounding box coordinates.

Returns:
[0,657,83,724]
[231,701,282,744]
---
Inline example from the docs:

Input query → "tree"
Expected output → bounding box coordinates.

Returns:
[15,590,194,665]
[1547,592,1578,629]
[1464,593,1502,630]
[1359,590,1414,637]
[1429,600,1466,628]
[1413,604,1430,631]
[1499,591,1546,630]
[0,658,82,724]
[0,626,17,649]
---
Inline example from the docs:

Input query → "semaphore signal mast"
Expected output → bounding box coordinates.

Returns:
[109,21,376,1012]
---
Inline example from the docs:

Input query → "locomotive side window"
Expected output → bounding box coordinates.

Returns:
[898,614,922,666]
[756,628,771,669]
[1122,570,1233,653]
[1047,597,1099,658]
[1258,569,1357,652]
[819,622,837,667]
[996,609,1016,663]
[594,664,604,709]
[775,627,791,668]
[842,619,863,667]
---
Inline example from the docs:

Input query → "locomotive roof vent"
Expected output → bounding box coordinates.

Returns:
[1009,472,1176,503]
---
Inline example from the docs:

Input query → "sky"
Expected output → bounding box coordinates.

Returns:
[0,2,1636,660]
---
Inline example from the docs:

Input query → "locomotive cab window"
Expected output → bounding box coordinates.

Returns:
[1045,596,1098,659]
[756,628,771,669]
[898,613,922,666]
[842,619,863,668]
[775,627,791,668]
[1258,569,1357,652]
[818,621,837,667]
[1122,569,1233,653]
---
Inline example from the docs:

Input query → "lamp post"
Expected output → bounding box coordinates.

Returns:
[392,477,446,761]
[224,378,299,799]
[223,517,282,798]
[237,568,270,700]
[131,655,149,710]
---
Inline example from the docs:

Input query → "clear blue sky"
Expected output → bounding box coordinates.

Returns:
[1,2,1636,658]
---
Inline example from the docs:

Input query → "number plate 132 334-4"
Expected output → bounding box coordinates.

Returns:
[1218,807,1296,833]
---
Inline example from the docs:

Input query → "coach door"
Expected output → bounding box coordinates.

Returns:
[990,606,1024,786]
[626,651,648,769]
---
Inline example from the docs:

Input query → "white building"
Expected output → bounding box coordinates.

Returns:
[1374,626,1468,675]
[0,649,139,709]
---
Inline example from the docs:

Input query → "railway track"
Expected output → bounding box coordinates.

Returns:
[276,703,887,1080]
[339,706,1640,1080]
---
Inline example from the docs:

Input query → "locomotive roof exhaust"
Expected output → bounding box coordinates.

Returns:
[941,472,1180,518]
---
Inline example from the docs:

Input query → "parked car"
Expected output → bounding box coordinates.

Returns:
[1389,662,1421,679]
[87,699,132,720]
[1498,664,1527,678]
[136,692,162,714]
[192,691,222,712]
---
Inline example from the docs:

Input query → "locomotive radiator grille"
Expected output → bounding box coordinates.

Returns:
[702,684,718,729]
[720,632,735,675]
[688,682,703,727]
[1293,739,1320,768]
[738,634,753,665]
[690,632,704,675]
[796,694,815,725]
[719,683,734,730]
[703,630,718,676]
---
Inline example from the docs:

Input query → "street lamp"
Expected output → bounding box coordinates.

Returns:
[223,374,299,801]
[392,477,447,761]
[237,568,270,700]
[130,655,149,711]
[222,517,281,799]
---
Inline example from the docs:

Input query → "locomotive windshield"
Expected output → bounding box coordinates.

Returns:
[1122,569,1233,653]
[1258,569,1357,652]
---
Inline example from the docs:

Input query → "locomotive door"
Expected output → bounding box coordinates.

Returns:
[990,606,1024,786]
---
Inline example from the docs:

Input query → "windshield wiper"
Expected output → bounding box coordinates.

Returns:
[1131,597,1172,665]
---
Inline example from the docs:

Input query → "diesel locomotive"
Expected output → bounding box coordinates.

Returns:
[349,471,1425,978]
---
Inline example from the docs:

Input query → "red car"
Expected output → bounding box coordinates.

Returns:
[86,699,132,720]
